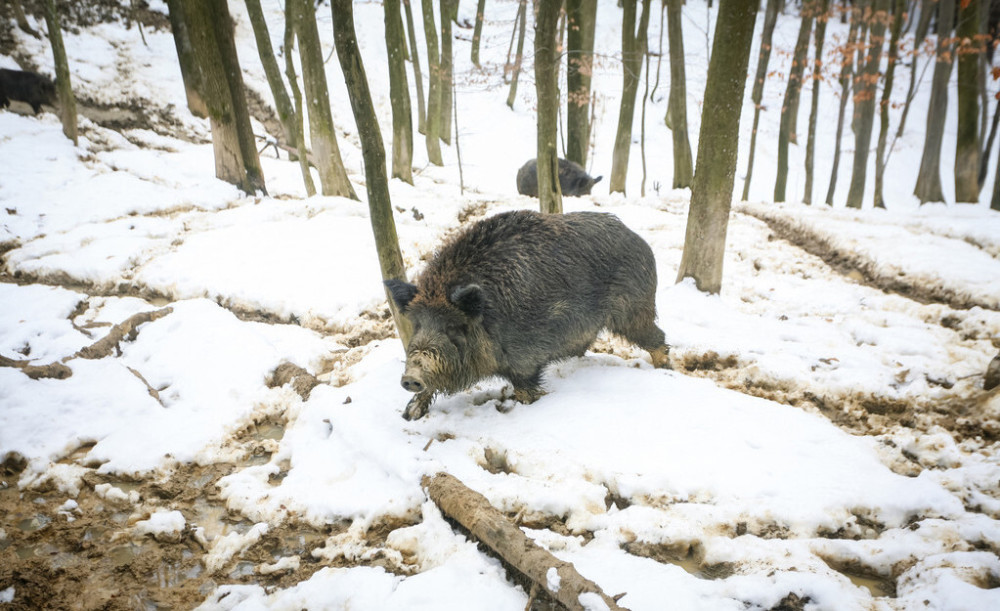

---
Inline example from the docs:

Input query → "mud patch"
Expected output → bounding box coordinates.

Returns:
[742,207,998,312]
[622,540,737,580]
[0,452,410,610]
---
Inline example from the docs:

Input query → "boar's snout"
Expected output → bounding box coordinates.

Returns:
[401,374,425,393]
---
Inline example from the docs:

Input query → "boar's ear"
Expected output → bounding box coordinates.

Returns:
[592,175,603,185]
[385,279,418,312]
[450,284,485,319]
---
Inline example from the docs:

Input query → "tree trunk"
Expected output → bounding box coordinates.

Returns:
[471,0,486,66]
[11,0,40,38]
[803,0,830,205]
[244,0,296,152]
[439,0,454,145]
[566,0,597,168]
[610,0,652,195]
[774,3,815,203]
[330,0,412,347]
[421,0,443,164]
[402,0,427,136]
[665,0,693,189]
[283,0,315,196]
[385,0,414,184]
[742,0,780,201]
[292,0,355,198]
[43,0,77,146]
[507,0,528,109]
[914,0,956,204]
[535,0,563,214]
[992,136,1000,209]
[979,96,1000,189]
[425,473,627,611]
[874,0,905,209]
[165,0,208,118]
[824,2,862,205]
[845,0,889,209]
[170,0,266,195]
[896,0,935,139]
[955,0,982,203]
[676,0,757,294]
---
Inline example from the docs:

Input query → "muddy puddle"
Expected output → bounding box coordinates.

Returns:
[0,442,344,610]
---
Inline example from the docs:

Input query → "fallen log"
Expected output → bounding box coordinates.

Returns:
[423,472,629,611]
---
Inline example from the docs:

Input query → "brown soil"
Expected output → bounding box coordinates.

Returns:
[0,449,408,610]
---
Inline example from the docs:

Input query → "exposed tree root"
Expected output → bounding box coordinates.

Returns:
[0,307,172,380]
[424,472,629,611]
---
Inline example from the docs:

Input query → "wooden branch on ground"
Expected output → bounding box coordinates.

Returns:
[423,472,629,611]
[74,307,173,360]
[0,307,173,380]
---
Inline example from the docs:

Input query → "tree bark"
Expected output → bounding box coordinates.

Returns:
[244,0,297,152]
[43,0,77,146]
[914,0,956,204]
[896,0,935,139]
[292,0,356,199]
[283,0,315,196]
[566,0,597,168]
[955,0,982,203]
[824,2,862,205]
[402,0,427,135]
[774,3,815,203]
[330,0,412,347]
[170,0,266,195]
[471,0,486,66]
[665,0,693,189]
[535,0,563,214]
[439,0,455,145]
[421,0,444,164]
[424,473,628,611]
[165,0,208,118]
[610,0,652,195]
[873,0,905,209]
[11,0,40,38]
[804,0,830,205]
[385,0,414,184]
[741,0,780,201]
[845,0,889,209]
[676,0,757,294]
[507,0,528,109]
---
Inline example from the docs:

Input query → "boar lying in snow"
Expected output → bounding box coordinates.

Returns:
[386,209,671,420]
[516,158,602,197]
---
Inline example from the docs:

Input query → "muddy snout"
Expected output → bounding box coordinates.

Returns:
[400,372,424,393]
[400,359,426,394]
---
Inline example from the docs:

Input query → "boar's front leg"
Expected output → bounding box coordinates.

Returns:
[403,392,433,420]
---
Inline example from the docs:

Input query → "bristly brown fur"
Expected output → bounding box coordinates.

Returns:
[390,210,670,418]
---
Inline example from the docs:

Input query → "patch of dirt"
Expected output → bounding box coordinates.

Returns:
[0,445,409,610]
[743,208,998,312]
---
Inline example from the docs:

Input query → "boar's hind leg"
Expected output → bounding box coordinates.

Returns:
[611,303,671,369]
[506,371,545,405]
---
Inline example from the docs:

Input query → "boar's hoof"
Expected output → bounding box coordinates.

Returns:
[403,393,432,420]
[511,386,545,405]
[650,345,672,370]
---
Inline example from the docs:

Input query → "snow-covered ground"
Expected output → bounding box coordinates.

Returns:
[2,1,999,609]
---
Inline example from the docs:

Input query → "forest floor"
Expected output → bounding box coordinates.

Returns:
[3,2,1000,610]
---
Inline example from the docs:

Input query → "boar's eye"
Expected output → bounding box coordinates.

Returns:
[446,324,468,347]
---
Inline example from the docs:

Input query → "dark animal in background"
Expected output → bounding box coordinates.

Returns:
[0,69,57,114]
[386,210,671,420]
[516,158,603,198]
